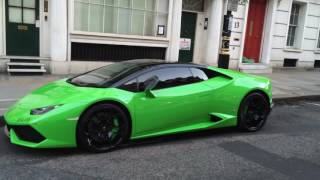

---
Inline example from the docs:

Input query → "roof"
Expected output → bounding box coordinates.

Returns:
[123,59,206,68]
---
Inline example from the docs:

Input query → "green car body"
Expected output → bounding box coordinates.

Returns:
[3,64,272,149]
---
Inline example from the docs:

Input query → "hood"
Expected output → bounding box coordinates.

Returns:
[12,79,87,110]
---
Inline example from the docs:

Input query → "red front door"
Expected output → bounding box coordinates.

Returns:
[243,0,267,63]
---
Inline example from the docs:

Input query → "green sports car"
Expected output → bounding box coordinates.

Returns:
[1,60,272,152]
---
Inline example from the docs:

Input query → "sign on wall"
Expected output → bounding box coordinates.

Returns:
[180,38,192,50]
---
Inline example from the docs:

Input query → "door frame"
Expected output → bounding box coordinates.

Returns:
[2,0,42,57]
[179,10,200,63]
[180,10,206,64]
[239,0,277,67]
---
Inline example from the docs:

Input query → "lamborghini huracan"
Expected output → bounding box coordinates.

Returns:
[1,59,272,152]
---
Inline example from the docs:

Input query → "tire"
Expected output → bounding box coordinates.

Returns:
[77,103,130,153]
[238,92,270,132]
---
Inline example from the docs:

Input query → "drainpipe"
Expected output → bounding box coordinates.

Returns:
[218,10,233,69]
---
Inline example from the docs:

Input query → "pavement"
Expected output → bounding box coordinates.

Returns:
[260,71,320,99]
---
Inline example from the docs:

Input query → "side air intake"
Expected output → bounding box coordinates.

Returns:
[210,115,223,122]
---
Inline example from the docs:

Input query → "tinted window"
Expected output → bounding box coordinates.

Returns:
[67,62,142,87]
[137,67,194,91]
[190,68,209,82]
[118,79,138,92]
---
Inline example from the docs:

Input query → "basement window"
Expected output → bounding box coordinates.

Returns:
[283,58,298,67]
[315,60,320,68]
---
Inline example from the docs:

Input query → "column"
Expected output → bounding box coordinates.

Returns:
[0,0,4,55]
[205,0,224,66]
[50,0,68,61]
[166,0,182,62]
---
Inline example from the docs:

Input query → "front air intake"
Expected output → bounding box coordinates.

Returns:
[10,125,45,143]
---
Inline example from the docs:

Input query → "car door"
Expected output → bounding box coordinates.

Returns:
[131,67,213,138]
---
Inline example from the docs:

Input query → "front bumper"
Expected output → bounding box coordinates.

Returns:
[3,106,81,148]
[269,102,274,114]
[0,115,5,127]
[4,125,9,138]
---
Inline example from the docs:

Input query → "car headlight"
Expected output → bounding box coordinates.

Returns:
[30,105,63,115]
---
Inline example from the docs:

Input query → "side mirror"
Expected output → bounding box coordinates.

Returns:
[144,76,159,98]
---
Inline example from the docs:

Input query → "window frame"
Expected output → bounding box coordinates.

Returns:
[135,66,195,91]
[285,1,307,50]
[116,65,211,92]
[8,0,37,25]
[286,3,300,47]
[71,0,170,38]
[316,27,320,50]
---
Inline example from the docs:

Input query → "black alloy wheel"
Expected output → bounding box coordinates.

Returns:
[77,104,130,152]
[238,92,270,132]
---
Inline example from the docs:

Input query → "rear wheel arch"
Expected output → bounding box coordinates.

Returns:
[77,100,133,143]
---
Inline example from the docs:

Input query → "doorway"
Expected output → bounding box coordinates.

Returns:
[243,0,267,63]
[178,11,197,63]
[5,0,39,56]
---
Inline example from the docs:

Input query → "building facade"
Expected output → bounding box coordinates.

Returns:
[0,0,319,74]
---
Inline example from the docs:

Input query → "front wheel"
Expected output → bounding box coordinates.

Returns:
[238,92,270,132]
[77,104,130,153]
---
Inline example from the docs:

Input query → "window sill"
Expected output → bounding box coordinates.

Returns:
[71,31,170,42]
[283,48,303,53]
[314,50,320,54]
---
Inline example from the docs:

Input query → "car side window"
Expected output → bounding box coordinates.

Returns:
[189,68,209,82]
[137,67,194,92]
[118,79,139,92]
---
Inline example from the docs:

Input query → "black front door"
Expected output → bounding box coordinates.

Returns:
[178,11,197,63]
[6,0,39,56]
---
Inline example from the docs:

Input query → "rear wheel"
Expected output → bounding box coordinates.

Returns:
[238,92,270,132]
[77,104,130,153]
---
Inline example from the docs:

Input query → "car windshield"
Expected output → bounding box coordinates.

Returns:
[67,62,140,88]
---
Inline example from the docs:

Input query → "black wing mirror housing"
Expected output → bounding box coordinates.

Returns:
[144,76,159,98]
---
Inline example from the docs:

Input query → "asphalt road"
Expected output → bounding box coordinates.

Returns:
[0,99,320,180]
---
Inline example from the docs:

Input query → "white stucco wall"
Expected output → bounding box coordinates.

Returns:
[204,0,224,66]
[166,0,182,62]
[270,0,320,68]
[0,0,4,56]
[39,0,51,58]
[229,2,247,68]
[50,0,68,61]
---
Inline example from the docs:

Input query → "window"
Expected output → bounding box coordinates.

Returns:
[182,0,204,12]
[119,79,139,92]
[287,3,300,47]
[73,0,169,37]
[317,30,320,49]
[189,68,208,83]
[314,60,320,68]
[137,67,194,91]
[283,58,298,67]
[8,0,36,24]
[286,2,307,48]
[67,62,142,87]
